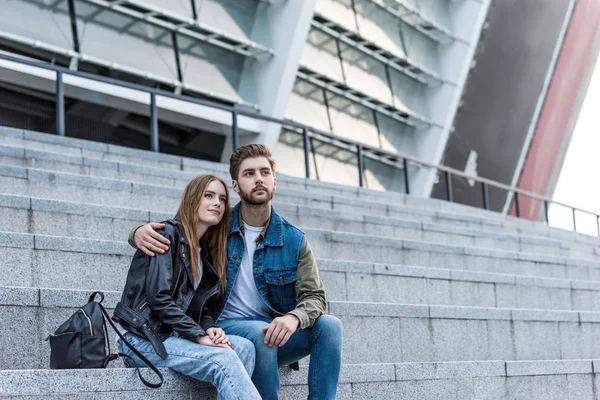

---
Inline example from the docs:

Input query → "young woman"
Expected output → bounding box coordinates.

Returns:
[113,174,260,400]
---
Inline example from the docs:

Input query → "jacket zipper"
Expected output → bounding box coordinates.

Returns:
[80,309,93,335]
[198,285,218,315]
[148,251,184,331]
[171,263,183,297]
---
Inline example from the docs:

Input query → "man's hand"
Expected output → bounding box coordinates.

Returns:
[134,223,170,256]
[262,314,299,347]
[197,334,231,349]
[206,327,231,347]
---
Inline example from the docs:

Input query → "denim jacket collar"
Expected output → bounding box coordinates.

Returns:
[230,202,283,247]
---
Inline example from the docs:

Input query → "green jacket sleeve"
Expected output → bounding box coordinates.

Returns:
[128,224,144,249]
[287,238,327,329]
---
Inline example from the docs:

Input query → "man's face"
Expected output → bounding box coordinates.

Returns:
[233,157,276,205]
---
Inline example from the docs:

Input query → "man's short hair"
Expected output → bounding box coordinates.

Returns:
[229,144,277,180]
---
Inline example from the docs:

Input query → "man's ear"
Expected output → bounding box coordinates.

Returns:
[273,176,277,190]
[232,180,239,192]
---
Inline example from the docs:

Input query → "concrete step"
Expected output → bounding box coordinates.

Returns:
[1,192,597,261]
[2,359,597,399]
[3,219,600,311]
[4,286,600,368]
[1,164,600,273]
[320,260,600,312]
[1,126,597,246]
[0,230,600,296]
[0,157,595,253]
[2,230,600,296]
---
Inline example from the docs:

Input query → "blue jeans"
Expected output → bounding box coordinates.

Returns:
[218,315,343,400]
[118,332,260,400]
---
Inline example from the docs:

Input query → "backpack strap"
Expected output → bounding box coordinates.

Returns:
[90,292,164,389]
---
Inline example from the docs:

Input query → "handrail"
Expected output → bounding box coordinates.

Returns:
[0,51,597,235]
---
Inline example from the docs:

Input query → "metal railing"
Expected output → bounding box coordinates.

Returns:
[1,52,598,237]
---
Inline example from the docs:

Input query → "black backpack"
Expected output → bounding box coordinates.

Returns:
[46,291,164,388]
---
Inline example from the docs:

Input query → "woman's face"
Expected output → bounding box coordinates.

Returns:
[197,180,227,227]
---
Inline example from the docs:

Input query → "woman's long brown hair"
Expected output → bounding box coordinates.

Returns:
[174,174,231,295]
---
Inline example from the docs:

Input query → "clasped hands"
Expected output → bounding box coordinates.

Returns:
[198,327,231,349]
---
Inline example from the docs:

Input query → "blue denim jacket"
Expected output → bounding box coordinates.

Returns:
[216,202,306,320]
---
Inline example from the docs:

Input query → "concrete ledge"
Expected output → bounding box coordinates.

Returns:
[34,235,131,255]
[0,231,34,248]
[131,182,181,197]
[0,286,38,306]
[515,276,571,289]
[4,227,600,295]
[578,312,600,323]
[510,309,579,322]
[39,288,121,308]
[506,360,593,376]
[0,164,27,179]
[0,193,30,209]
[1,359,599,397]
[84,157,120,171]
[374,264,451,280]
[2,129,598,246]
[328,302,430,318]
[27,169,131,191]
[365,215,422,230]
[3,286,599,325]
[403,239,465,254]
[0,126,24,139]
[450,270,515,285]
[0,156,596,256]
[107,143,181,163]
[395,361,505,380]
[0,144,25,158]
[429,305,511,321]
[31,198,149,220]
[571,280,600,291]
[22,129,109,152]
[330,231,400,247]
[25,148,83,165]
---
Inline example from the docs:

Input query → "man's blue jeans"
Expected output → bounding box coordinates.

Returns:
[218,315,343,400]
[118,332,261,400]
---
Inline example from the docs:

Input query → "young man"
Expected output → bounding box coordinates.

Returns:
[130,144,343,399]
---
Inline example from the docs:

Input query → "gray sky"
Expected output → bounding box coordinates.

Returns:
[550,53,600,235]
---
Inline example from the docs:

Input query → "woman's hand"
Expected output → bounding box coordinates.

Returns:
[206,327,232,347]
[197,331,231,349]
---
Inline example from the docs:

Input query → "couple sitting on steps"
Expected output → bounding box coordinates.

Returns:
[112,144,343,400]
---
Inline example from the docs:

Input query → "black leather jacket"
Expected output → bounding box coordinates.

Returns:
[113,220,220,355]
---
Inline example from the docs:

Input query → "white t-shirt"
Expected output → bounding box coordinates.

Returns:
[218,222,272,321]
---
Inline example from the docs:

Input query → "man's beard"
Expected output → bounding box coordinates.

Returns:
[238,187,274,205]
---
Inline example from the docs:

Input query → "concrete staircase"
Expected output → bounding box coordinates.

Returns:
[1,125,600,399]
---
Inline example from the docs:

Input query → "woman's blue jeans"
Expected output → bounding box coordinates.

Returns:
[218,314,343,400]
[118,332,260,400]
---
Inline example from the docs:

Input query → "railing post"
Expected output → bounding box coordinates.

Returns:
[544,200,549,224]
[402,158,410,195]
[302,128,311,179]
[357,144,364,188]
[597,215,600,237]
[481,182,489,210]
[445,170,453,202]
[514,192,521,218]
[572,208,577,232]
[150,92,159,152]
[232,111,239,151]
[56,71,65,136]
